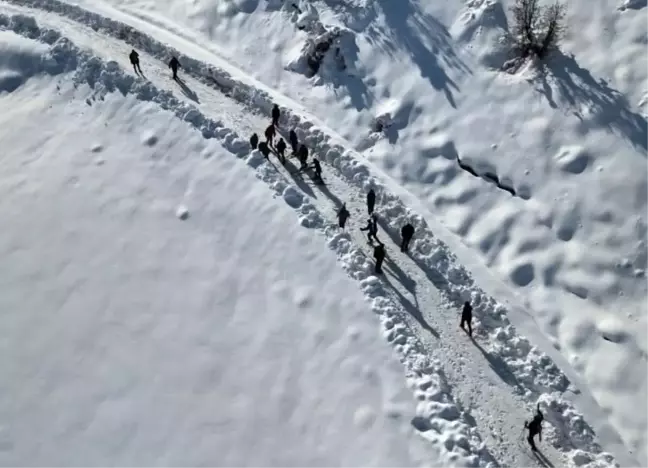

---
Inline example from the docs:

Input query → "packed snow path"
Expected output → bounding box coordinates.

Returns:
[0,3,636,467]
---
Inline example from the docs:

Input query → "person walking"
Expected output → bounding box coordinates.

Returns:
[400,223,415,252]
[312,158,323,183]
[524,404,544,452]
[298,144,308,169]
[337,204,350,229]
[460,301,473,337]
[250,133,259,150]
[360,215,379,244]
[129,49,143,75]
[258,141,270,159]
[367,188,376,215]
[289,129,298,154]
[264,124,276,146]
[169,56,181,80]
[373,242,385,274]
[272,104,281,127]
[276,138,287,164]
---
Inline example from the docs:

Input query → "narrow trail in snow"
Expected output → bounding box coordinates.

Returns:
[0,3,632,467]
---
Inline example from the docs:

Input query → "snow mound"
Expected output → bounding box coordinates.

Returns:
[175,205,189,220]
[284,4,357,81]
[451,0,510,69]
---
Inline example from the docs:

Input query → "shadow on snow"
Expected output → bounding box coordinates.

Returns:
[174,76,199,103]
[369,0,471,108]
[538,51,647,152]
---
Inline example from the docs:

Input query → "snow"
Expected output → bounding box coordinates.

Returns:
[0,38,436,466]
[0,0,645,466]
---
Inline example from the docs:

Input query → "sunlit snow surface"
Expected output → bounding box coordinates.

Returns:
[0,0,645,465]
[60,0,647,461]
[0,54,431,465]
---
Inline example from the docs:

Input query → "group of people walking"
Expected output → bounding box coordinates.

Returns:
[335,188,416,276]
[129,49,182,81]
[127,45,548,457]
[250,108,546,454]
[249,104,323,181]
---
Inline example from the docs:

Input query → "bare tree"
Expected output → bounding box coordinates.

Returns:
[537,2,567,58]
[509,0,566,60]
[510,0,541,57]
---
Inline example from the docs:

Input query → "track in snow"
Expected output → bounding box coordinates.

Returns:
[0,3,631,467]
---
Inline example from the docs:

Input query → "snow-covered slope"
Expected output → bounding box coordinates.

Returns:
[0,31,438,466]
[0,0,644,465]
[35,0,645,462]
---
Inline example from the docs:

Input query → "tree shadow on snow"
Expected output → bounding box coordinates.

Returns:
[381,101,421,145]
[319,35,373,112]
[174,77,200,104]
[370,0,470,108]
[538,52,647,152]
[327,69,373,112]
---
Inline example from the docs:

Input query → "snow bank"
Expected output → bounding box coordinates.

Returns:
[0,8,622,466]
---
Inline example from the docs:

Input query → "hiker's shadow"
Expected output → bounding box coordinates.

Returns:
[375,218,452,293]
[280,156,317,199]
[384,255,417,300]
[174,77,200,104]
[380,258,439,339]
[311,174,344,207]
[533,449,555,468]
[469,334,525,394]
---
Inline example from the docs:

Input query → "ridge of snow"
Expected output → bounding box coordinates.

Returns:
[0,6,630,466]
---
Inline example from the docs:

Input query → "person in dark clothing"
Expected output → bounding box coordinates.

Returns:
[169,56,181,80]
[250,133,259,150]
[258,141,270,159]
[337,204,350,229]
[312,158,323,183]
[367,188,376,215]
[373,242,385,274]
[360,215,379,243]
[129,49,143,75]
[276,138,287,163]
[289,129,298,154]
[272,104,281,127]
[524,404,544,451]
[298,144,308,169]
[460,301,473,336]
[264,124,276,145]
[400,223,415,252]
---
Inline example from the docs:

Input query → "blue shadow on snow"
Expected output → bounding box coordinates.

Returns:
[370,0,471,108]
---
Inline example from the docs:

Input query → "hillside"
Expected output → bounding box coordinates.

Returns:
[0,0,645,465]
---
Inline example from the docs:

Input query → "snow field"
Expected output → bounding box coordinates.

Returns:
[0,18,486,468]
[0,35,444,466]
[0,5,637,466]
[72,0,648,459]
